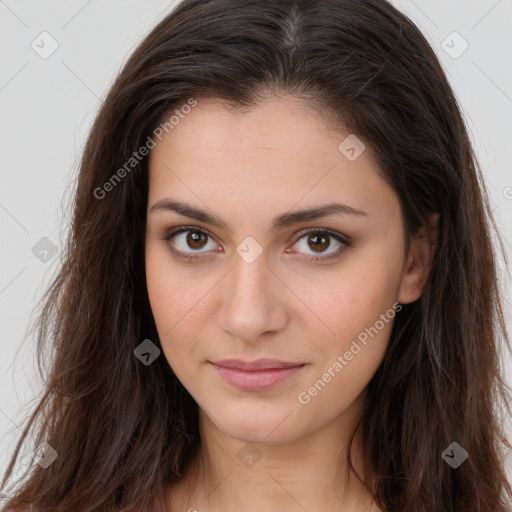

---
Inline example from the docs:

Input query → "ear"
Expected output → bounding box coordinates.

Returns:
[397,213,440,304]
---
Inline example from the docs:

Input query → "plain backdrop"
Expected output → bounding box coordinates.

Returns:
[1,0,511,488]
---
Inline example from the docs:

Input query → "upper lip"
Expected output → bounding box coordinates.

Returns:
[210,359,305,371]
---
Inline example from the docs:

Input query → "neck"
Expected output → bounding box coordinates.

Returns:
[168,390,380,512]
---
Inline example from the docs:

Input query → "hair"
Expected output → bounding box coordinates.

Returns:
[1,0,511,511]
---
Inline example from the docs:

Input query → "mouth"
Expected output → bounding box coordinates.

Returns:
[209,359,306,391]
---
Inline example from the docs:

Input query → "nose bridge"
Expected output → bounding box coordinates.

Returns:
[230,248,268,299]
[219,247,285,341]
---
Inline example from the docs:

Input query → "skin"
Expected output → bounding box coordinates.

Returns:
[145,93,438,512]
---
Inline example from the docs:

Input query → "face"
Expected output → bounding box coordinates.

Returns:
[145,94,428,445]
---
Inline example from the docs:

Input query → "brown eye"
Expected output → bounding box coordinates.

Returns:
[186,230,208,250]
[164,227,220,257]
[307,232,330,253]
[290,228,350,261]
[163,226,350,263]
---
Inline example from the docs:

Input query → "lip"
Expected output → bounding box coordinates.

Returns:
[209,359,306,391]
[211,358,305,370]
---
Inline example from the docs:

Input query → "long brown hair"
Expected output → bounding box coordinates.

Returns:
[2,0,511,510]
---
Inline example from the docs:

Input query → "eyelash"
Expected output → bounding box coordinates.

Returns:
[160,225,352,263]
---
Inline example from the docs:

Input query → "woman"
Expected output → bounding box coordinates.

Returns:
[1,0,511,511]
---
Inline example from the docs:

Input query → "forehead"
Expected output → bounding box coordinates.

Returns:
[147,95,400,227]
[150,95,338,165]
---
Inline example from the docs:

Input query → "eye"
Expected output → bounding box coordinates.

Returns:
[287,228,350,261]
[161,226,351,263]
[163,226,220,261]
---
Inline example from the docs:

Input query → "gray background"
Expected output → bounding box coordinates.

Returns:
[1,0,511,486]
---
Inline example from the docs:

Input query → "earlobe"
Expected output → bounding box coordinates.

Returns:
[398,213,440,304]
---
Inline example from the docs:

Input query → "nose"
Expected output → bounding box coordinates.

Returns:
[218,249,288,343]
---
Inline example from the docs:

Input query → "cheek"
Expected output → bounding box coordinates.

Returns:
[296,279,397,420]
[295,257,401,344]
[145,241,219,373]
[145,267,200,385]
[290,255,402,408]
[145,241,205,332]
[145,245,174,331]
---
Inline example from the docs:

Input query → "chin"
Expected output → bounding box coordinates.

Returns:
[225,424,295,445]
[203,404,302,444]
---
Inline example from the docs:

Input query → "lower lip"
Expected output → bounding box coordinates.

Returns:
[210,363,305,391]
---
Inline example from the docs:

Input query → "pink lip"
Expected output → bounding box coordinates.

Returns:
[209,359,306,391]
[212,358,304,370]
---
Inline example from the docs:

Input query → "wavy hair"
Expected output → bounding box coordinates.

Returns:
[2,0,511,511]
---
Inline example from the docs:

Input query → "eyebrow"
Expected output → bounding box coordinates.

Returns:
[148,199,368,232]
